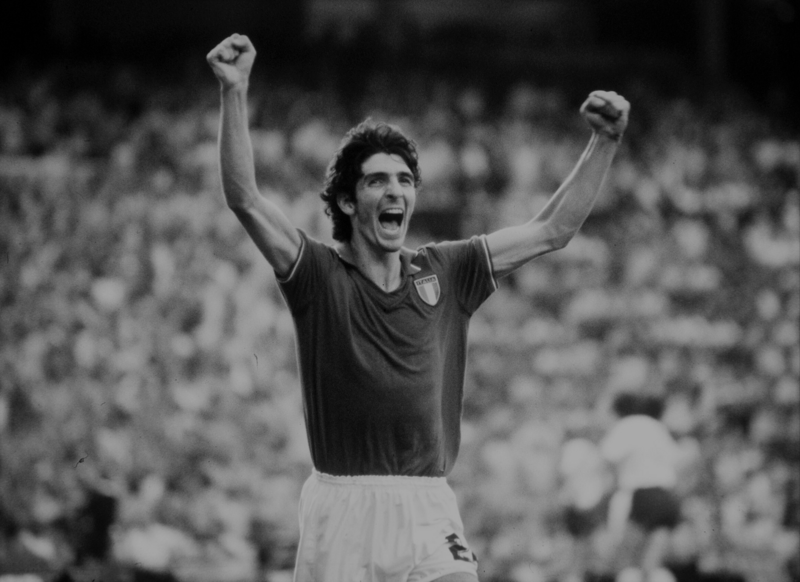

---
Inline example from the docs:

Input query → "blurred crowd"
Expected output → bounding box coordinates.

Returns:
[0,57,798,582]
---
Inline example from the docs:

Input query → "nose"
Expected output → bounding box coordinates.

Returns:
[385,176,401,196]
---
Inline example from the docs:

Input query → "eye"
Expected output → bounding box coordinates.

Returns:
[399,175,414,186]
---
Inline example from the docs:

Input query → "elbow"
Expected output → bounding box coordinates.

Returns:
[227,199,256,221]
[222,184,256,214]
[538,221,577,252]
[551,231,575,251]
[226,197,249,213]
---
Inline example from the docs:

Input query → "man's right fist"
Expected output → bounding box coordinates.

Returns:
[207,34,256,89]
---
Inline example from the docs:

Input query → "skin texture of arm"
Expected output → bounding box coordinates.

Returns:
[218,85,301,276]
[486,132,618,278]
[486,90,629,279]
[209,34,301,277]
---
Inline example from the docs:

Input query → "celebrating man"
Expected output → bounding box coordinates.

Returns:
[207,33,629,582]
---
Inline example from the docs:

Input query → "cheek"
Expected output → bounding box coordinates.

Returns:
[407,192,417,214]
[356,201,376,223]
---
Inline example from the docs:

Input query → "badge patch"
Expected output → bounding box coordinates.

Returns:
[414,275,440,306]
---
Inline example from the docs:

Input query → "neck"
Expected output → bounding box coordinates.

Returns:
[338,240,403,291]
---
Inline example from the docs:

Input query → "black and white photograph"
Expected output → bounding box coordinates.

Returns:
[0,2,797,582]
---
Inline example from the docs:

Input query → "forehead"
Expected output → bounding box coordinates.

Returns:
[360,152,412,176]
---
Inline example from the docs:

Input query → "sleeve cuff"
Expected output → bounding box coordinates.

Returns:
[276,230,306,283]
[480,234,499,291]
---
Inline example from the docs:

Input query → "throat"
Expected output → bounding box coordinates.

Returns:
[339,243,404,292]
[365,262,403,292]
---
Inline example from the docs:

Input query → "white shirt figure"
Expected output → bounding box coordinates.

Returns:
[600,413,680,543]
[601,414,680,491]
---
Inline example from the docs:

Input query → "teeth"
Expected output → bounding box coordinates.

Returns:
[379,208,404,231]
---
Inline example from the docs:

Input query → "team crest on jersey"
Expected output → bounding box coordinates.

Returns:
[414,275,440,306]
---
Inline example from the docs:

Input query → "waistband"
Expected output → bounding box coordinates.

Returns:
[312,468,448,487]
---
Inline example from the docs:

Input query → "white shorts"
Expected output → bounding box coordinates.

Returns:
[293,470,479,582]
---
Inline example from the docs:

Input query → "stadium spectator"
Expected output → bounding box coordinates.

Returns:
[600,393,683,582]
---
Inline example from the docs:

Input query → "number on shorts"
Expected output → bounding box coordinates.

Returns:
[445,533,477,564]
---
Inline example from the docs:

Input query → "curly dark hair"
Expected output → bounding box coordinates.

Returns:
[320,119,422,242]
[612,391,665,419]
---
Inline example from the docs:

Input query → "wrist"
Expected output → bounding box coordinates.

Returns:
[220,80,249,96]
[595,129,623,144]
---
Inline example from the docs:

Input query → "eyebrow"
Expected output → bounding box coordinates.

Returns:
[361,171,415,181]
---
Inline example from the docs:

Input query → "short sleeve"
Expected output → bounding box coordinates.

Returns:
[430,235,498,315]
[277,230,333,314]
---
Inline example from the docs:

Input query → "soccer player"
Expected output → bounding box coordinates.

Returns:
[207,33,629,582]
[600,393,683,582]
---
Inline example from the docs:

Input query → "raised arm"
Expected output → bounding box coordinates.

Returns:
[486,91,630,279]
[207,34,301,277]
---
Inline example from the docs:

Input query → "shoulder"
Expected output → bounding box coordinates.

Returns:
[413,235,492,268]
[602,416,642,447]
[412,236,498,311]
[297,230,341,262]
[297,230,336,255]
[277,229,341,284]
[612,415,672,443]
[612,415,650,434]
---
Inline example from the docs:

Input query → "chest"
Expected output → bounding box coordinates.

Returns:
[321,266,458,353]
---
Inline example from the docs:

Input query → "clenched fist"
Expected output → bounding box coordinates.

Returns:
[580,91,630,142]
[207,34,256,90]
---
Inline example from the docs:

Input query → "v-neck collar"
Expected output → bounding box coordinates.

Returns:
[335,245,422,303]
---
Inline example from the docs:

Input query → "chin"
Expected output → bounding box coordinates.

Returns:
[380,239,404,252]
[375,227,406,250]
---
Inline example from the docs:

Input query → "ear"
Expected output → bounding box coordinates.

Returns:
[337,192,356,216]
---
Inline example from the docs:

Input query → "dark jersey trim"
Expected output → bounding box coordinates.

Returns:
[275,230,306,284]
[479,234,499,291]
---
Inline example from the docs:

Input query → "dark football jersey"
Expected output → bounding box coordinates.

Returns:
[278,230,497,476]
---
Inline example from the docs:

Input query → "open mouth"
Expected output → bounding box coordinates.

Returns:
[378,208,404,232]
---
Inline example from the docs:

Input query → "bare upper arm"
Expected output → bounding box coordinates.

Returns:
[230,193,302,277]
[485,219,573,279]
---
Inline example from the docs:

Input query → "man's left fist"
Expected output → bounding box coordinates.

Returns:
[580,91,630,142]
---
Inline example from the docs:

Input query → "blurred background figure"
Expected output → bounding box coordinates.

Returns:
[600,393,682,582]
[557,433,613,582]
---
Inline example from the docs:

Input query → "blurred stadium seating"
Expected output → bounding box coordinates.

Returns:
[0,2,797,582]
